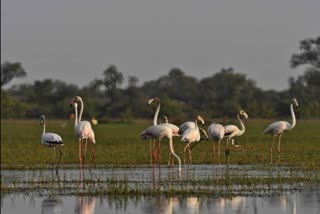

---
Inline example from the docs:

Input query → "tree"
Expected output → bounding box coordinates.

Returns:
[289,36,320,118]
[91,65,124,118]
[1,61,27,87]
[290,36,320,70]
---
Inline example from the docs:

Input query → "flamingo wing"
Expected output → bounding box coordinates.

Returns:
[75,121,92,139]
[178,122,195,135]
[264,121,288,135]
[181,128,200,143]
[140,125,171,140]
[224,125,240,137]
[208,124,225,140]
[42,133,63,147]
[163,123,179,136]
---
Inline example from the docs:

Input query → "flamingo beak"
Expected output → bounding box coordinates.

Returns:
[147,98,154,105]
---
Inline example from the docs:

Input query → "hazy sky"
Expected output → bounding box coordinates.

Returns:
[2,0,320,90]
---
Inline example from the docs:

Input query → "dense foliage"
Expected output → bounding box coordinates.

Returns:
[1,37,319,120]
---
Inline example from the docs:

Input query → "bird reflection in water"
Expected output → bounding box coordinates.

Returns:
[74,196,96,214]
[41,195,63,214]
[75,168,96,214]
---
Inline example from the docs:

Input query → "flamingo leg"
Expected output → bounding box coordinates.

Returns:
[51,147,56,169]
[56,148,62,173]
[189,141,200,150]
[89,142,96,170]
[188,146,192,166]
[184,141,193,168]
[270,135,276,164]
[152,140,160,165]
[277,134,282,162]
[158,140,161,168]
[225,139,230,166]
[168,150,174,166]
[213,142,216,163]
[150,139,154,166]
[218,140,221,164]
[79,139,82,166]
[83,139,88,164]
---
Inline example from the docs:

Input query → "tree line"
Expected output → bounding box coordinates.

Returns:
[1,37,320,121]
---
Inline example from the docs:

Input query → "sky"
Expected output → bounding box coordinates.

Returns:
[1,0,320,90]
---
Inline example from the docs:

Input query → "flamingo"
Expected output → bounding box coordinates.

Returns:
[161,115,185,165]
[181,115,205,167]
[178,117,208,151]
[70,96,96,168]
[140,124,181,172]
[264,98,298,164]
[40,115,64,172]
[148,97,179,166]
[223,110,248,166]
[207,123,225,164]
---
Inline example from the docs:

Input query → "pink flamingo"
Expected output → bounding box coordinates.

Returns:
[140,124,181,172]
[264,98,298,164]
[70,96,96,168]
[223,110,248,166]
[207,123,225,164]
[181,115,205,167]
[148,97,179,166]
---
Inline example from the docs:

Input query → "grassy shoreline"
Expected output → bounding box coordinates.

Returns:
[1,119,320,169]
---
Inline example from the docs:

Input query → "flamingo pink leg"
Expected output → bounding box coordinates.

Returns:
[89,142,96,170]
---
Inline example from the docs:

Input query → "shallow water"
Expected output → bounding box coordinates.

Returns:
[2,191,320,214]
[1,164,320,213]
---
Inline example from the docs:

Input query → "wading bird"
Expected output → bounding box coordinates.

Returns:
[70,96,96,168]
[40,115,64,172]
[148,97,179,166]
[140,124,181,172]
[207,123,225,164]
[223,110,248,166]
[181,115,206,167]
[264,98,298,164]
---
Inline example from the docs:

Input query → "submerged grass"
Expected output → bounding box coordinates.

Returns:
[1,166,318,197]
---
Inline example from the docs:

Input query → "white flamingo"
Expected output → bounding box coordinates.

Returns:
[40,115,64,172]
[207,123,225,164]
[179,118,208,141]
[148,97,180,166]
[223,110,248,165]
[181,115,205,167]
[140,124,181,172]
[264,98,298,164]
[70,96,96,168]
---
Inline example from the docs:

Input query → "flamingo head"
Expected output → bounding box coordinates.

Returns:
[70,96,81,106]
[40,115,45,125]
[197,115,205,125]
[239,110,248,121]
[292,98,298,108]
[148,97,160,105]
[162,115,168,123]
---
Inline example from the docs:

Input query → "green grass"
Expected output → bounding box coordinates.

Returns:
[1,119,320,169]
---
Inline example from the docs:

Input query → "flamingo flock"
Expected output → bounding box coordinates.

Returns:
[39,96,299,173]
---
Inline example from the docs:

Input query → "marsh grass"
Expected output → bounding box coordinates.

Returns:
[1,119,320,169]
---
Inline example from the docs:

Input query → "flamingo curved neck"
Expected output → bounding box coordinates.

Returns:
[74,104,78,126]
[289,103,296,130]
[237,114,245,135]
[78,97,84,122]
[168,136,181,172]
[153,102,160,126]
[42,123,46,135]
[194,118,199,129]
